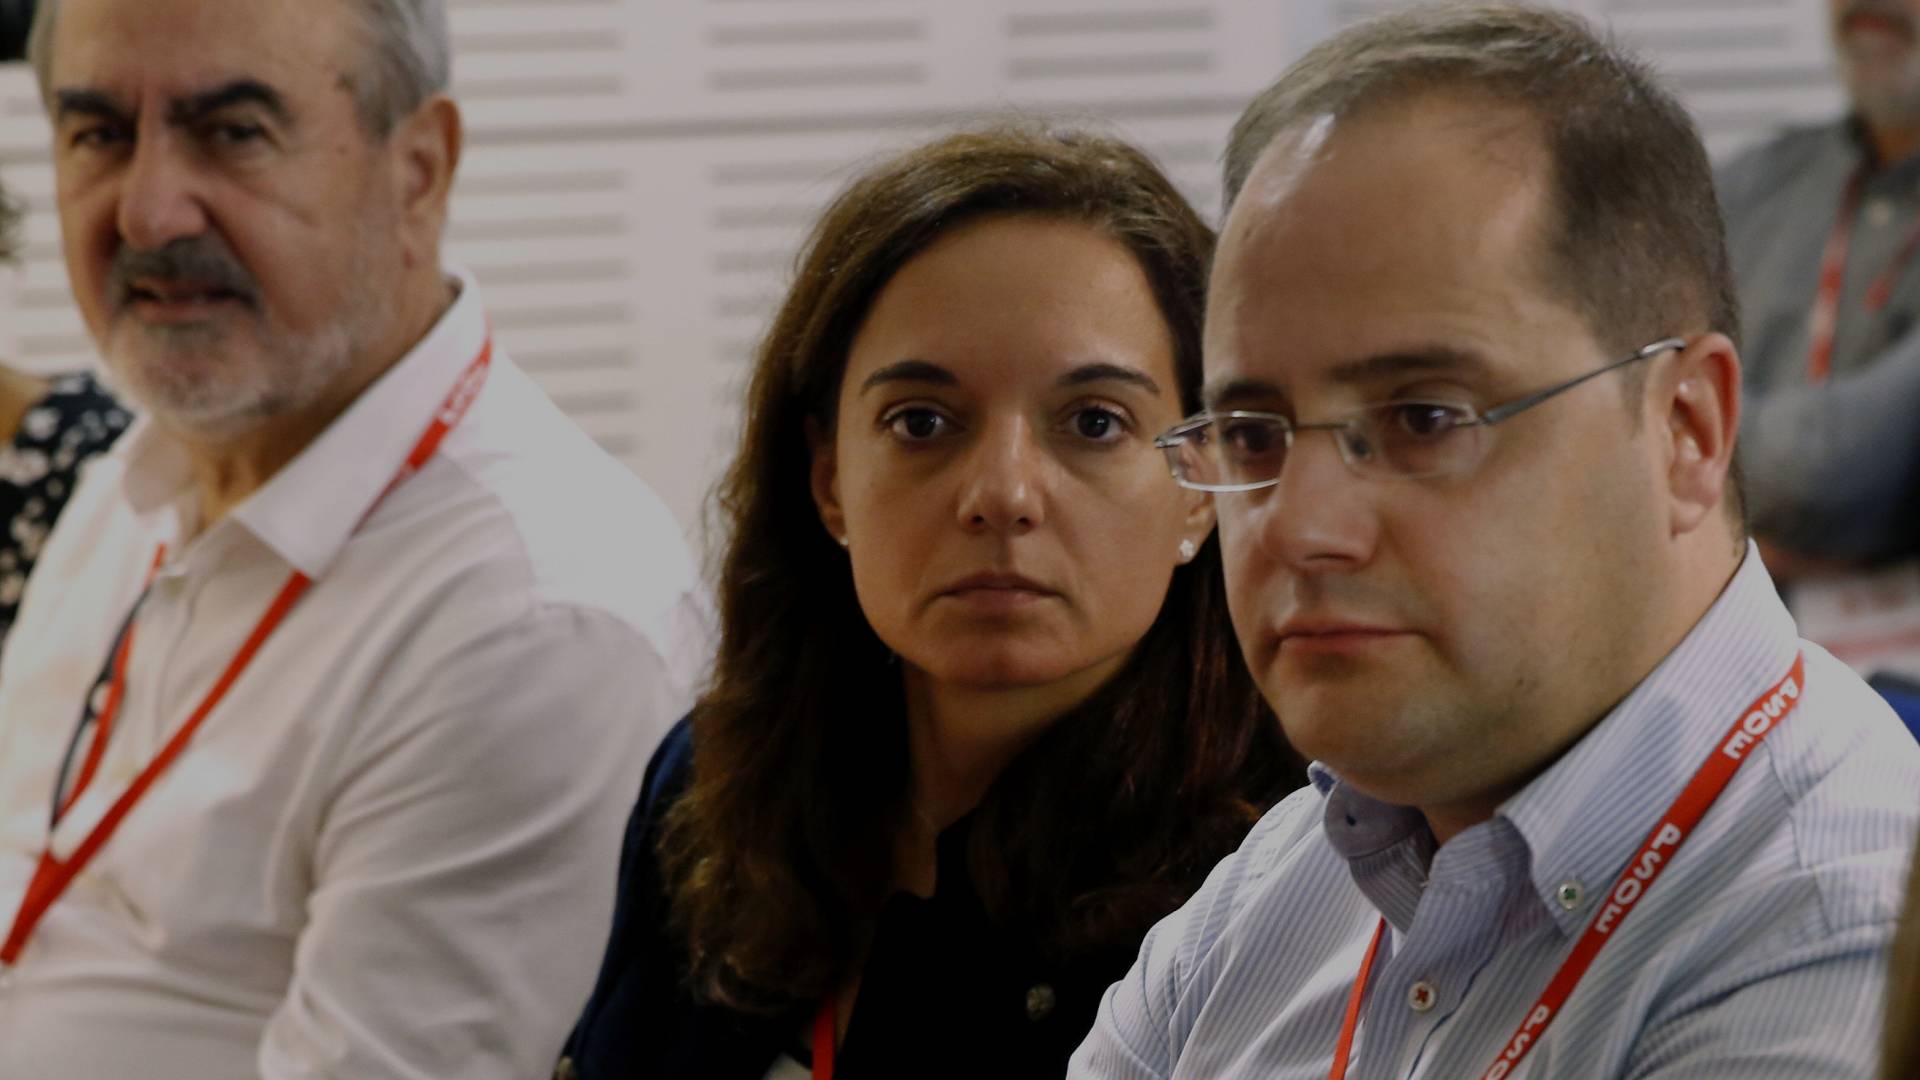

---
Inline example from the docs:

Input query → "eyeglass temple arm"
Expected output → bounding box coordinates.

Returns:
[1477,338,1686,426]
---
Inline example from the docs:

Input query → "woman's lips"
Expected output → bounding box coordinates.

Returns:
[936,572,1058,613]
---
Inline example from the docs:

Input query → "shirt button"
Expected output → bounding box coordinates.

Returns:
[553,1056,578,1080]
[1025,983,1057,1021]
[1556,880,1585,910]
[1407,980,1437,1013]
[1868,198,1897,228]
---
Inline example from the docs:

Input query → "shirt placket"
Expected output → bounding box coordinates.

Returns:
[76,535,211,846]
[124,564,193,781]
[1350,875,1508,1080]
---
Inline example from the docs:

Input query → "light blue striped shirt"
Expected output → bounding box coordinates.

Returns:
[1071,549,1920,1079]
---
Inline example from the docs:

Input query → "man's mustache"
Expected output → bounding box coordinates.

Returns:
[107,239,260,310]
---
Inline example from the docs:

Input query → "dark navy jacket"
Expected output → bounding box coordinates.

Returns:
[557,718,1133,1079]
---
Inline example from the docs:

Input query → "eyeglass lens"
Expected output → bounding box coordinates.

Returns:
[1165,403,1489,488]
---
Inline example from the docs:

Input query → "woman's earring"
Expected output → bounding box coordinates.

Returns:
[837,535,850,550]
[1178,538,1198,563]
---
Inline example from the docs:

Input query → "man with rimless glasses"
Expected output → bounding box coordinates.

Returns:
[1071,7,1920,1080]
[1155,337,1685,492]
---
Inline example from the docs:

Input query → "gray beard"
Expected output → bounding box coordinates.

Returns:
[114,319,363,443]
[107,233,396,443]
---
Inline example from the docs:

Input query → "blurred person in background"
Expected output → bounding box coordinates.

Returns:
[1887,832,1920,1079]
[557,125,1301,1080]
[0,1,708,1077]
[1718,0,1920,680]
[0,368,129,644]
[0,183,131,647]
[1073,7,1920,1077]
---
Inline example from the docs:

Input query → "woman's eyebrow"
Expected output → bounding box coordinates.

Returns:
[1058,362,1162,396]
[859,359,958,395]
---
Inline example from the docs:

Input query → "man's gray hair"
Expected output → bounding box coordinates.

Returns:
[28,0,451,136]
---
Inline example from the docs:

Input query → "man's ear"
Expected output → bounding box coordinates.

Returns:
[806,416,846,544]
[388,95,462,270]
[1656,331,1741,537]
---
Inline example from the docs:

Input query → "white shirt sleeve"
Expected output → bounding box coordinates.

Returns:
[256,604,674,1080]
[1623,922,1896,1079]
[1070,920,1183,1080]
[1068,787,1336,1080]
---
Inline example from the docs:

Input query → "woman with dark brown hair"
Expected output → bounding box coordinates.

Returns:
[558,123,1299,1080]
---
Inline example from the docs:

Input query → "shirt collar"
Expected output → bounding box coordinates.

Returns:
[116,266,488,580]
[1314,766,1434,931]
[1314,544,1798,935]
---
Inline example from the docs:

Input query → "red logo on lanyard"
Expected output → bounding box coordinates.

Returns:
[0,335,494,970]
[1327,652,1807,1080]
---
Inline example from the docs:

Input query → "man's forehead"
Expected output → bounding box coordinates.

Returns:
[1200,319,1515,400]
[1212,94,1556,316]
[1203,101,1587,404]
[1228,93,1546,227]
[50,0,357,94]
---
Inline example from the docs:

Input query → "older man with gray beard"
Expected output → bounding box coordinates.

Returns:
[0,1,710,1078]
[1718,0,1920,678]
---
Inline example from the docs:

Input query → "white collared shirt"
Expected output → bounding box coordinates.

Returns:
[0,269,712,1080]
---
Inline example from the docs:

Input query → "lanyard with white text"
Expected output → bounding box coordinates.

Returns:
[0,336,493,969]
[1807,167,1920,383]
[1326,652,1807,1080]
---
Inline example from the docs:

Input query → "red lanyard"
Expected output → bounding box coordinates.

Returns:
[812,997,837,1080]
[1327,652,1806,1080]
[50,545,165,826]
[1807,167,1920,383]
[0,337,493,969]
[1329,913,1387,1080]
